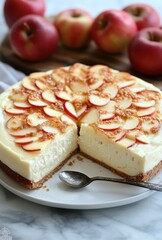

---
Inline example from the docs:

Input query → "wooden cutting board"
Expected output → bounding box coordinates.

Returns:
[1,36,162,90]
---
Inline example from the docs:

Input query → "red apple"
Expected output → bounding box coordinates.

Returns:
[9,15,59,62]
[4,0,46,28]
[123,3,161,30]
[55,8,93,49]
[128,28,162,75]
[91,10,137,53]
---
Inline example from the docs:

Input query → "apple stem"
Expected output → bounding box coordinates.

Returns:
[148,31,162,42]
[23,22,33,37]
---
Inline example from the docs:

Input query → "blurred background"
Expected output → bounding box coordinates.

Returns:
[0,0,162,43]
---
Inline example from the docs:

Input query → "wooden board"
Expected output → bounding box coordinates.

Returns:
[1,36,162,90]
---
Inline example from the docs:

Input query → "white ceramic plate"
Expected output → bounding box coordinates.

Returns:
[0,154,161,209]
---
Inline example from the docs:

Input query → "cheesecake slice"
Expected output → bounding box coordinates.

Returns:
[0,63,162,188]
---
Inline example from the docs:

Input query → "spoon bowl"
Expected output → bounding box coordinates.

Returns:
[59,171,162,191]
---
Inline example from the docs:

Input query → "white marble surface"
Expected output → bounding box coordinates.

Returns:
[0,0,162,239]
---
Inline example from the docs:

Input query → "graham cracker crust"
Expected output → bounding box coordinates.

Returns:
[80,152,162,182]
[0,150,77,189]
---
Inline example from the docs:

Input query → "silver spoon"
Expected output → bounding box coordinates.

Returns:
[59,171,162,191]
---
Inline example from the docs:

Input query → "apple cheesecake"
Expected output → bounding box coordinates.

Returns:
[0,63,162,189]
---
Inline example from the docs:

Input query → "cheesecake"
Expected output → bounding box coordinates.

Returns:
[0,63,162,189]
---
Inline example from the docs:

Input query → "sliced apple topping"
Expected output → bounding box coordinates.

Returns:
[15,133,43,145]
[89,92,110,107]
[10,92,28,102]
[99,100,116,112]
[27,113,47,127]
[35,80,48,90]
[137,107,156,117]
[141,118,160,133]
[5,105,25,115]
[117,98,132,109]
[61,115,76,125]
[88,65,110,83]
[22,140,50,152]
[41,90,57,103]
[117,80,135,89]
[76,105,87,118]
[129,85,146,93]
[127,129,139,140]
[117,137,136,148]
[133,100,155,109]
[123,117,139,130]
[80,107,99,124]
[70,81,89,93]
[89,78,104,90]
[43,106,62,118]
[115,130,128,142]
[98,122,121,130]
[55,91,72,101]
[42,126,59,134]
[22,77,38,91]
[136,135,149,144]
[14,102,31,109]
[6,116,24,130]
[10,128,37,137]
[28,94,47,107]
[100,112,115,121]
[69,63,89,81]
[102,84,118,99]
[64,102,78,120]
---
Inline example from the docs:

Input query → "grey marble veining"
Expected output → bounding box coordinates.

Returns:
[1,0,162,239]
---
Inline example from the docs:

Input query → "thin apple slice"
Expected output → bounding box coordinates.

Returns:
[30,71,52,78]
[133,100,155,108]
[117,98,132,109]
[117,137,136,148]
[64,102,78,120]
[136,135,149,144]
[43,106,62,118]
[27,113,47,126]
[5,106,25,115]
[22,140,50,152]
[137,107,155,117]
[103,85,118,99]
[55,91,72,101]
[100,112,115,121]
[22,77,38,91]
[98,122,121,130]
[129,85,146,93]
[80,107,99,124]
[61,115,76,125]
[28,97,47,107]
[99,100,116,112]
[10,92,28,102]
[123,117,139,130]
[41,90,57,103]
[141,118,160,133]
[10,128,37,137]
[127,129,139,140]
[70,81,89,92]
[14,102,31,109]
[35,80,48,90]
[117,80,135,89]
[42,126,59,134]
[6,116,24,130]
[15,133,42,145]
[115,130,128,142]
[89,94,110,107]
[89,79,104,90]
[77,105,88,118]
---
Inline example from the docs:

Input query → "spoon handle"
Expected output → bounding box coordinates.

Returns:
[91,176,162,191]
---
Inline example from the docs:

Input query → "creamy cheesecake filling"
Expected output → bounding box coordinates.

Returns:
[79,124,162,176]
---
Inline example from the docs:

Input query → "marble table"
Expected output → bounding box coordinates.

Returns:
[0,1,162,239]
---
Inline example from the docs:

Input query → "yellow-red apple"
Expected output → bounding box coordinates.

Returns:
[123,3,161,30]
[9,15,59,62]
[4,0,46,28]
[55,8,93,49]
[91,10,137,53]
